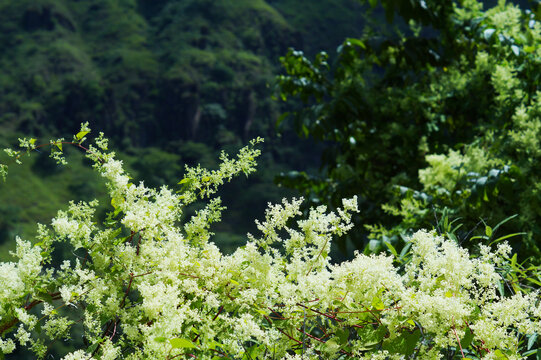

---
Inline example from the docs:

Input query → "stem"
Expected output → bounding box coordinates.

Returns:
[0,318,19,336]
[136,233,142,256]
[193,306,224,343]
[276,327,303,345]
[305,237,329,276]
[1,292,61,335]
[296,303,343,323]
[451,323,466,359]
[120,273,134,309]
[93,273,138,357]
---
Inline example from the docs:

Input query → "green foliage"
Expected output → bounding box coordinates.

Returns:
[276,0,541,258]
[130,147,182,188]
[0,0,365,149]
[268,0,365,56]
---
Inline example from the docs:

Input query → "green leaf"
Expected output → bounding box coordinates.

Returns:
[109,228,123,244]
[246,344,264,358]
[371,296,385,311]
[399,242,412,259]
[485,225,493,238]
[382,329,421,356]
[276,112,290,126]
[34,321,42,334]
[383,241,398,257]
[111,197,119,209]
[492,214,518,234]
[356,325,386,349]
[76,131,90,140]
[493,349,511,359]
[528,333,537,350]
[498,281,505,297]
[336,328,349,344]
[511,253,517,268]
[470,235,489,241]
[38,291,53,304]
[87,338,104,354]
[301,124,309,137]
[460,327,474,349]
[527,277,541,287]
[483,28,496,40]
[511,45,520,56]
[345,37,367,49]
[489,232,526,246]
[255,308,267,316]
[170,338,197,349]
[178,178,192,185]
[154,337,167,343]
[55,142,62,151]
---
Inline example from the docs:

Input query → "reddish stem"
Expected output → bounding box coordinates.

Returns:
[451,321,466,358]
[296,303,343,323]
[276,327,303,344]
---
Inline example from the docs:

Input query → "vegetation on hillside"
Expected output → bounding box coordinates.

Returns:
[0,0,365,256]
[0,0,363,145]
[277,0,541,260]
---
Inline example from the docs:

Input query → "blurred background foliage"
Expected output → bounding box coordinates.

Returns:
[0,0,365,262]
[0,0,539,262]
[276,0,541,261]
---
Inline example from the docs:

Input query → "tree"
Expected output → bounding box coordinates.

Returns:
[276,0,541,258]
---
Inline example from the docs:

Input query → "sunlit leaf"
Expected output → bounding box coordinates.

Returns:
[76,131,90,140]
[170,338,196,349]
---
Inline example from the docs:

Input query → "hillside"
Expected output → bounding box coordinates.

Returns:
[0,0,365,262]
[0,0,364,146]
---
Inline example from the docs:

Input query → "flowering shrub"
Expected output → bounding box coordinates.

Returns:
[0,125,540,359]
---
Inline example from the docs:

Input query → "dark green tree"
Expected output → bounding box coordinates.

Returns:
[276,0,541,258]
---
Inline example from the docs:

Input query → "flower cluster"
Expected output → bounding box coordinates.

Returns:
[0,126,540,359]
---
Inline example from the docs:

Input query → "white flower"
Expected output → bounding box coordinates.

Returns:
[0,338,15,354]
[61,350,91,360]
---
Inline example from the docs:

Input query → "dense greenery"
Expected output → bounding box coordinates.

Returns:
[276,0,541,259]
[0,0,363,145]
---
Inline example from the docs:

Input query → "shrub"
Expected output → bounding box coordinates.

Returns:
[0,124,540,359]
[275,0,541,258]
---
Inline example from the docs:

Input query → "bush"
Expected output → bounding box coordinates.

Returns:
[0,125,540,359]
[275,0,541,259]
